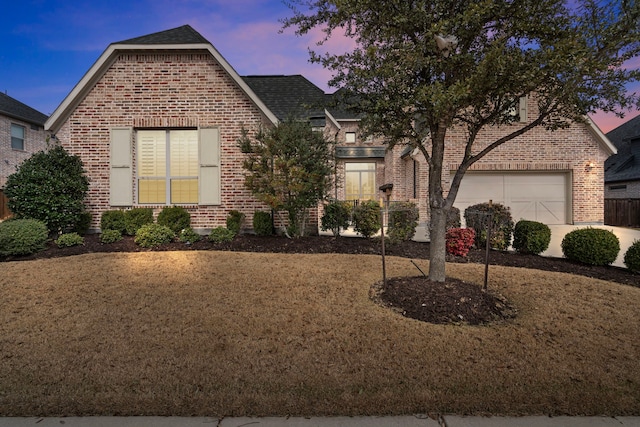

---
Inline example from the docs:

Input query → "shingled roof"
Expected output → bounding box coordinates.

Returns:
[0,92,48,126]
[114,25,209,45]
[242,75,327,126]
[605,114,640,183]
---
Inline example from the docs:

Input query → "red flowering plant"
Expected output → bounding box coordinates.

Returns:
[445,227,476,257]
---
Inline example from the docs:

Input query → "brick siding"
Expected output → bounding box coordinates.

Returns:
[0,115,49,188]
[55,51,272,232]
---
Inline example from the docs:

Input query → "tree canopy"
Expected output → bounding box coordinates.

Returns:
[284,0,640,281]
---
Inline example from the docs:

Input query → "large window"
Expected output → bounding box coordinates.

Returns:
[345,162,376,200]
[11,124,25,150]
[137,129,198,204]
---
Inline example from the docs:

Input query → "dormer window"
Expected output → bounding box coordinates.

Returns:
[345,132,356,143]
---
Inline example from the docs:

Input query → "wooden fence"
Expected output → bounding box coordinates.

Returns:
[0,190,10,220]
[604,198,640,228]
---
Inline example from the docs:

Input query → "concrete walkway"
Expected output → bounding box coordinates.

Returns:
[1,416,639,426]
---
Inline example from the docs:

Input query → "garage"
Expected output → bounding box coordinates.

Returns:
[453,172,569,224]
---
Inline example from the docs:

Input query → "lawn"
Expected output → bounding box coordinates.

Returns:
[1,251,639,417]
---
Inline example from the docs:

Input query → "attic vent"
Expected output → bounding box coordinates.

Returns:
[609,184,627,190]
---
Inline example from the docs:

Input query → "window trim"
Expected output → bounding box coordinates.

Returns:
[345,161,377,201]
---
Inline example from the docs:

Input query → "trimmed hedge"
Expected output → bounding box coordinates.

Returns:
[352,200,381,238]
[157,206,191,234]
[253,211,273,236]
[125,208,154,236]
[134,223,175,248]
[226,210,245,235]
[561,228,620,266]
[0,219,49,256]
[623,239,640,273]
[100,229,123,244]
[464,202,514,251]
[101,210,127,234]
[209,226,236,243]
[55,232,84,248]
[387,201,419,244]
[321,200,352,237]
[513,220,551,255]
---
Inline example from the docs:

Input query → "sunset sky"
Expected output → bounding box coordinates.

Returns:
[1,0,638,133]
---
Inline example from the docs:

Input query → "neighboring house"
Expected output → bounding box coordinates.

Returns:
[604,114,640,227]
[0,92,49,218]
[45,25,616,233]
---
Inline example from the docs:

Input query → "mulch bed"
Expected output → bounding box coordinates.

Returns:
[3,233,637,325]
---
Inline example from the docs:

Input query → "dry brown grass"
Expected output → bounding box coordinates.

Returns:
[1,251,639,417]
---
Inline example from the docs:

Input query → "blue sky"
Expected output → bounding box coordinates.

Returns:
[1,0,638,133]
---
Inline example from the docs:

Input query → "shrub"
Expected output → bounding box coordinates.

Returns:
[446,227,476,257]
[352,200,381,238]
[179,227,201,244]
[3,145,90,233]
[561,228,620,266]
[157,206,191,234]
[125,208,154,235]
[0,219,49,256]
[101,210,127,234]
[134,223,175,248]
[321,200,352,237]
[387,201,419,244]
[464,202,514,250]
[100,229,123,244]
[447,206,461,229]
[513,220,551,255]
[55,232,84,247]
[253,211,273,236]
[73,211,92,235]
[623,239,640,273]
[226,210,245,235]
[209,226,236,243]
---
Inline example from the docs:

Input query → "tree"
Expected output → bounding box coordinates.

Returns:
[284,0,640,281]
[238,118,334,237]
[4,145,90,234]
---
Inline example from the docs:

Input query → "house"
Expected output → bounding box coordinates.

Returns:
[604,114,640,226]
[45,25,322,232]
[45,25,616,233]
[326,95,616,227]
[0,92,49,218]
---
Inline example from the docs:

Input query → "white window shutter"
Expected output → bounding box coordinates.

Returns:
[110,128,133,206]
[199,127,221,205]
[518,96,528,122]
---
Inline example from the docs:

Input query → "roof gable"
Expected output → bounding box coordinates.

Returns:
[0,92,48,126]
[45,25,278,132]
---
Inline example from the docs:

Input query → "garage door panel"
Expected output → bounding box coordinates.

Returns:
[453,173,568,224]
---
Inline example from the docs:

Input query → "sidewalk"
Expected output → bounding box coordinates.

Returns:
[1,415,639,426]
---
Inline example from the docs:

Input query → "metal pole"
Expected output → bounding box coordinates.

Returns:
[380,206,386,287]
[483,200,492,291]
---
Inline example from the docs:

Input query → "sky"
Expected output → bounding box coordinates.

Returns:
[1,0,638,134]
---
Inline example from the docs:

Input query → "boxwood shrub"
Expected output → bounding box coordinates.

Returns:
[623,239,640,273]
[134,223,175,248]
[125,208,154,235]
[513,220,551,255]
[209,226,236,243]
[178,227,201,244]
[321,200,352,237]
[157,206,191,234]
[387,201,419,244]
[561,228,620,266]
[226,210,245,235]
[253,211,273,236]
[464,202,514,250]
[0,219,49,256]
[55,232,84,248]
[101,210,127,234]
[352,200,381,238]
[100,229,123,244]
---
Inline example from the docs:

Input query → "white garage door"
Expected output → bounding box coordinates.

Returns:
[453,173,568,224]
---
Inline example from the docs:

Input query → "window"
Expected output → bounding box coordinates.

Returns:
[345,132,356,143]
[345,162,376,200]
[137,129,199,204]
[11,124,25,150]
[609,184,627,191]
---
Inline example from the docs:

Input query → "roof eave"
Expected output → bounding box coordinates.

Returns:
[45,42,278,132]
[586,115,617,156]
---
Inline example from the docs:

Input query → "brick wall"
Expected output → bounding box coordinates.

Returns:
[328,96,610,225]
[56,51,272,232]
[0,115,49,188]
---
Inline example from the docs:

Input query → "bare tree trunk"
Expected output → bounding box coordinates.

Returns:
[427,123,448,282]
[428,206,447,282]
